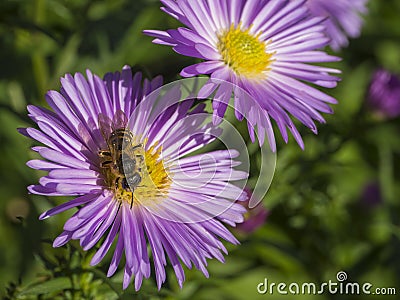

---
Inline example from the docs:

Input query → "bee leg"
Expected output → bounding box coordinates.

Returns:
[129,181,135,209]
[115,176,121,190]
[130,192,134,209]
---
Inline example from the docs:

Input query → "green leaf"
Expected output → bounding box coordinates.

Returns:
[18,277,73,296]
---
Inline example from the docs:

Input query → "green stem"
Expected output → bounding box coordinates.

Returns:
[34,0,45,24]
[378,140,394,204]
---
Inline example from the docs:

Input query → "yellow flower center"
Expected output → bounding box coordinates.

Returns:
[101,139,171,207]
[134,143,171,204]
[217,24,273,79]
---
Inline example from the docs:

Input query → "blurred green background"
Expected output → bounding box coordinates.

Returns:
[0,0,399,299]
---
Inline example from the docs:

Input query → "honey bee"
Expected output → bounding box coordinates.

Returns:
[98,110,145,207]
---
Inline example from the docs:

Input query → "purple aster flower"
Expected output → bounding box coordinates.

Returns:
[360,181,382,208]
[305,0,368,51]
[236,189,268,234]
[144,0,341,150]
[19,66,248,290]
[368,68,400,119]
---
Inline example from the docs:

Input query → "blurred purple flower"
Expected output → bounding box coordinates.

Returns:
[19,66,248,290]
[368,68,400,119]
[145,0,341,150]
[236,189,269,234]
[305,0,368,51]
[360,182,382,208]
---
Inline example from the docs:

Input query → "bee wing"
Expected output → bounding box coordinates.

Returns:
[98,113,113,143]
[121,142,135,159]
[112,110,128,130]
[123,142,144,162]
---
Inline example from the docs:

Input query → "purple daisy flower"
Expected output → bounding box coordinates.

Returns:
[360,181,382,208]
[305,0,368,51]
[144,0,341,150]
[368,68,400,119]
[19,66,248,290]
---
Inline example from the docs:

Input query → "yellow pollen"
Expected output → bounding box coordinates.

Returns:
[217,23,273,79]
